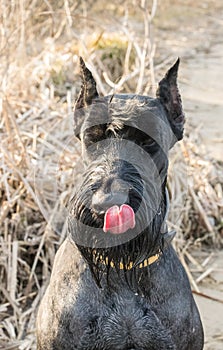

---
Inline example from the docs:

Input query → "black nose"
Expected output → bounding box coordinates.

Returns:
[91,179,129,213]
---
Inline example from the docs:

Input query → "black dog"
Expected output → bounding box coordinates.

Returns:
[37,58,204,349]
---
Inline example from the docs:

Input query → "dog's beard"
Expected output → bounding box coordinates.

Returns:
[68,180,167,291]
[76,217,165,292]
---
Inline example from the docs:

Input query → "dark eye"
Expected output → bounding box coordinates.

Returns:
[140,137,157,152]
[141,138,156,149]
[84,124,106,147]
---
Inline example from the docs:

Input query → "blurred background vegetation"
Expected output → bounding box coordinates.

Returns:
[0,0,222,349]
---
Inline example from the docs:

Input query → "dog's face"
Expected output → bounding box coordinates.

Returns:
[69,58,185,285]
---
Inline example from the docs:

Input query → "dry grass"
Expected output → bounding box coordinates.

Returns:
[0,0,222,348]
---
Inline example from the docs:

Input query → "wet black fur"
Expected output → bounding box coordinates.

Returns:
[36,58,204,350]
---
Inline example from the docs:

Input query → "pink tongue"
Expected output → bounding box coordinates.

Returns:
[103,204,135,234]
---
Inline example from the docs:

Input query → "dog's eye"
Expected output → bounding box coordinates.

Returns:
[141,138,156,149]
[84,125,106,147]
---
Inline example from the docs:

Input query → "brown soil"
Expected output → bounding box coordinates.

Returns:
[182,43,223,161]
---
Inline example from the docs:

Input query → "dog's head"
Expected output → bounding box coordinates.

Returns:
[75,57,184,147]
[69,58,185,286]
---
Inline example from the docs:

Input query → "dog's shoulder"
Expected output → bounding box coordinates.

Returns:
[51,237,83,279]
[36,238,85,349]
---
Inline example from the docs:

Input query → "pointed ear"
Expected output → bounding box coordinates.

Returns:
[74,57,99,138]
[156,58,185,141]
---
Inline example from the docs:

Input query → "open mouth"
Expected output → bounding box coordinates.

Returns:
[103,204,136,234]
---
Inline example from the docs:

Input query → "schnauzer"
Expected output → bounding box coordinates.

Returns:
[37,58,204,350]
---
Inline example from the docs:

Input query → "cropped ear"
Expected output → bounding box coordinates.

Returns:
[156,58,185,141]
[74,57,99,138]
